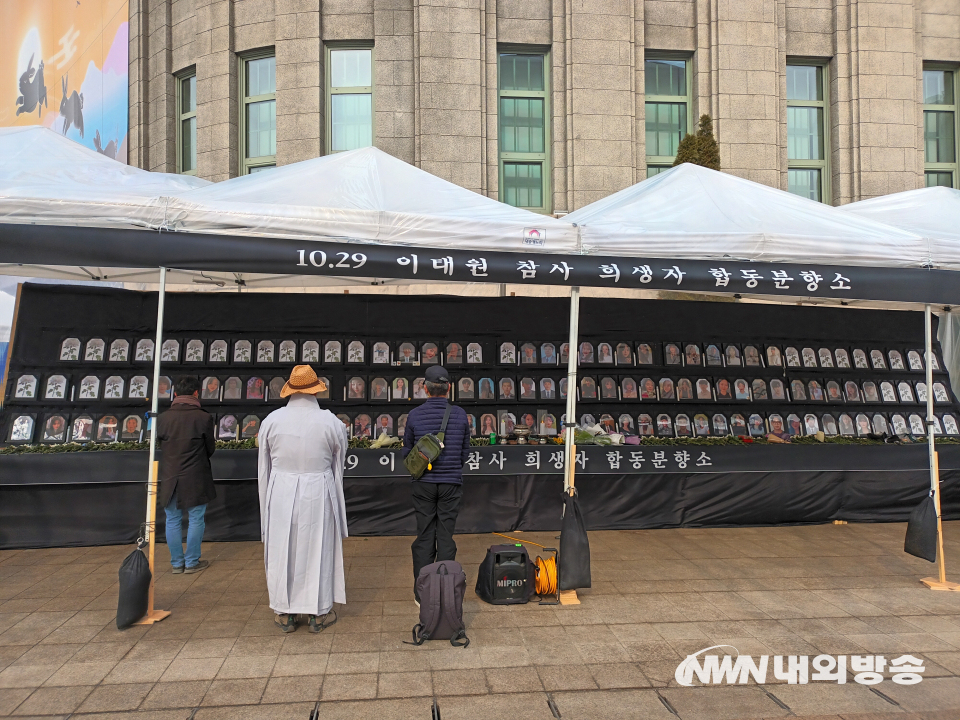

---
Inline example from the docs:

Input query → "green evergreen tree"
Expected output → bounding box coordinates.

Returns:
[671,114,721,171]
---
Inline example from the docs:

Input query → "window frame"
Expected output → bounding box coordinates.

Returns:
[923,62,960,189]
[176,68,197,176]
[497,46,552,214]
[644,52,693,176]
[325,43,375,155]
[239,49,277,176]
[786,58,831,204]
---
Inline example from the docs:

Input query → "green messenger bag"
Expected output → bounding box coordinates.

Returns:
[404,404,453,480]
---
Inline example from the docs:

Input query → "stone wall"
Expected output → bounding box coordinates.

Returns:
[129,0,960,206]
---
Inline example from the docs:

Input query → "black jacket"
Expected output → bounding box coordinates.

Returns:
[157,399,216,509]
[402,397,471,484]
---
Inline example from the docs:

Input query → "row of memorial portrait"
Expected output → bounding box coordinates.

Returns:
[10,371,954,406]
[55,336,943,372]
[10,407,960,445]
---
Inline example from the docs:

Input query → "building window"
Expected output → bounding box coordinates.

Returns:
[498,50,550,212]
[327,47,373,153]
[240,52,276,175]
[645,56,690,177]
[786,62,830,203]
[923,66,958,188]
[177,71,197,175]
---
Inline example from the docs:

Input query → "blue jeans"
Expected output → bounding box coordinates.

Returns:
[164,491,206,569]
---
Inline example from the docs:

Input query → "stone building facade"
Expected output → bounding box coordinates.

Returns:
[128,0,960,212]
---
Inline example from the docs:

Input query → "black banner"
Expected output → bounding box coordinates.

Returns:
[1,223,958,305]
[0,444,951,485]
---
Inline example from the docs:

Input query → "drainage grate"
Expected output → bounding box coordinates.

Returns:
[656,691,679,717]
[870,687,900,706]
[431,697,441,720]
[761,687,791,711]
[308,700,320,719]
[547,696,562,718]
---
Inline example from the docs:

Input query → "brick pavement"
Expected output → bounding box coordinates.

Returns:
[0,523,959,719]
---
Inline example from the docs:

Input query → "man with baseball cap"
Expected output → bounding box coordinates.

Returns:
[402,365,472,605]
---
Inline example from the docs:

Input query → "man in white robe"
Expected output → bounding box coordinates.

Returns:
[258,365,348,633]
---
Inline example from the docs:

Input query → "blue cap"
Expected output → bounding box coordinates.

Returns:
[424,365,450,383]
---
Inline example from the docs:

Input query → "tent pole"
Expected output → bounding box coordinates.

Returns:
[921,304,960,591]
[134,267,173,623]
[563,286,580,494]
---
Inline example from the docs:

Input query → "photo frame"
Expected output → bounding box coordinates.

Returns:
[519,377,537,401]
[44,375,67,400]
[801,347,817,368]
[891,414,908,435]
[597,342,614,365]
[639,377,657,400]
[8,414,35,443]
[209,340,228,363]
[467,342,484,364]
[234,340,252,363]
[880,381,897,402]
[855,413,872,437]
[103,376,124,400]
[246,376,265,400]
[834,349,851,368]
[540,343,558,365]
[85,338,105,362]
[599,376,618,400]
[257,340,276,363]
[539,377,558,400]
[817,348,833,368]
[733,378,751,401]
[693,413,710,437]
[916,382,928,403]
[909,414,925,434]
[413,377,428,400]
[518,411,538,433]
[844,380,861,402]
[468,413,479,437]
[218,415,239,440]
[635,343,654,365]
[897,381,915,403]
[676,378,694,401]
[826,381,842,402]
[374,413,394,438]
[267,377,285,400]
[316,376,331,400]
[397,342,417,364]
[241,415,261,439]
[638,414,654,436]
[479,413,497,436]
[888,350,905,370]
[336,414,352,438]
[822,414,838,436]
[120,415,143,442]
[324,340,343,364]
[934,382,951,403]
[500,342,517,365]
[751,379,768,400]
[684,344,701,366]
[457,377,475,400]
[109,339,129,363]
[804,414,820,436]
[943,414,959,435]
[354,414,373,439]
[347,376,366,400]
[870,350,886,370]
[519,343,538,365]
[748,414,766,436]
[499,377,517,401]
[807,380,824,402]
[618,413,635,436]
[766,346,782,367]
[786,414,803,437]
[715,378,733,401]
[907,350,923,371]
[498,410,517,436]
[621,377,638,400]
[839,413,856,436]
[370,377,390,402]
[97,415,118,443]
[675,414,692,437]
[658,377,675,400]
[852,349,869,369]
[872,414,889,435]
[704,344,723,367]
[129,375,149,399]
[445,342,463,365]
[478,377,495,401]
[279,341,297,363]
[616,343,633,366]
[372,342,391,365]
[743,346,762,367]
[695,378,712,400]
[711,414,728,436]
[60,337,81,361]
[767,413,786,436]
[160,339,179,363]
[185,339,205,362]
[392,377,410,401]
[579,413,596,429]
[784,347,801,367]
[71,414,94,443]
[789,379,806,401]
[770,379,786,401]
[346,341,365,364]
[862,381,880,403]
[302,341,320,363]
[578,342,594,365]
[559,378,568,400]
[656,413,673,437]
[559,343,570,365]
[223,376,242,400]
[201,377,221,401]
[135,339,154,362]
[663,343,682,366]
[725,345,741,366]
[42,414,68,443]
[157,375,173,401]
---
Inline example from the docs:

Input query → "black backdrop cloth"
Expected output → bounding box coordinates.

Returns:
[1,285,957,549]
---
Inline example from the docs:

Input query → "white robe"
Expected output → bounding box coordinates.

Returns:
[258,394,348,615]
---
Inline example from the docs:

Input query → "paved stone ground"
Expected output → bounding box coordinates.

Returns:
[1,523,960,719]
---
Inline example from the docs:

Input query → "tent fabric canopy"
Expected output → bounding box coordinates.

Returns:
[0,126,209,229]
[564,163,940,270]
[165,146,579,253]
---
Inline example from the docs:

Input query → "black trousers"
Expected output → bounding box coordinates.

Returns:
[411,481,462,594]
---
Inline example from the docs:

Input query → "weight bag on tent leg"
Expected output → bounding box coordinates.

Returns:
[559,488,591,590]
[904,491,938,563]
[116,546,151,629]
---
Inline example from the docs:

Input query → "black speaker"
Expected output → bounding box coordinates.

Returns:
[476,544,534,604]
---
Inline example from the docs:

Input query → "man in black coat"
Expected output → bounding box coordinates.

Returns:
[158,376,216,574]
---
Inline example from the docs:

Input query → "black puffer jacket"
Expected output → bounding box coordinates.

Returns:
[402,397,471,484]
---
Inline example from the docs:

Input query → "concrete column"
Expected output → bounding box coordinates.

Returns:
[374,0,416,164]
[276,0,322,164]
[195,0,237,181]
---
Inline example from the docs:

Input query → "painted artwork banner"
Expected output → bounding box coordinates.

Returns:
[0,0,128,162]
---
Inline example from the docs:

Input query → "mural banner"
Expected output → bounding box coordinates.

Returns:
[0,0,128,162]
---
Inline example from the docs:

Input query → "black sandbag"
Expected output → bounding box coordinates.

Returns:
[559,488,591,590]
[904,492,938,563]
[116,547,151,629]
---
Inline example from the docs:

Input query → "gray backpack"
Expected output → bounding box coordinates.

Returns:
[409,560,469,647]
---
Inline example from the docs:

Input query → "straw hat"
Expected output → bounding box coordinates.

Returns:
[280,365,327,398]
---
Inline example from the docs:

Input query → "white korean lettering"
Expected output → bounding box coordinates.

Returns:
[606,450,622,470]
[397,254,419,274]
[629,451,645,469]
[741,269,763,288]
[811,655,846,683]
[432,256,454,276]
[663,266,686,285]
[576,450,587,469]
[466,258,489,277]
[773,655,809,684]
[889,655,924,685]
[771,270,793,289]
[652,451,667,469]
[549,450,565,469]
[851,655,886,685]
[696,451,712,467]
[517,260,539,279]
[830,273,852,291]
[488,450,506,470]
[632,265,653,283]
[800,270,823,292]
[600,264,621,282]
[550,262,574,281]
[525,451,541,469]
[710,268,731,287]
[674,450,690,469]
[466,451,481,471]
